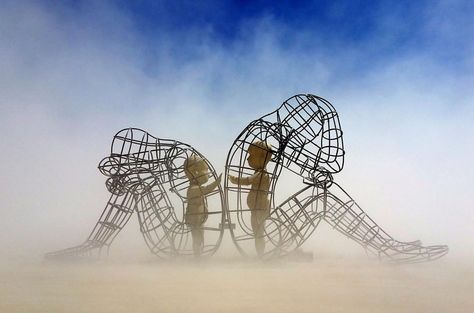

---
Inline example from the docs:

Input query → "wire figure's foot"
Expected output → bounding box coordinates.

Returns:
[378,241,448,263]
[45,240,105,260]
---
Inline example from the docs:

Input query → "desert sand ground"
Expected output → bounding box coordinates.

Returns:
[0,255,472,313]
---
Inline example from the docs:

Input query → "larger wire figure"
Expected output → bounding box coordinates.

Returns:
[224,94,448,263]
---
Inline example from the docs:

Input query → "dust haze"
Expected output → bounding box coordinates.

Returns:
[0,1,473,312]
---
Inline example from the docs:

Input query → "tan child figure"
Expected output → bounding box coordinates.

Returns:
[184,154,222,257]
[228,141,272,257]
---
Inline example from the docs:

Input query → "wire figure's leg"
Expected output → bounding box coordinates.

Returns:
[260,185,325,258]
[135,183,189,257]
[262,180,448,263]
[45,192,135,260]
[323,182,448,263]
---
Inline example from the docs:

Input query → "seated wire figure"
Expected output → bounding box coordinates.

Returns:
[228,141,272,257]
[45,128,225,259]
[224,94,448,263]
[184,155,222,256]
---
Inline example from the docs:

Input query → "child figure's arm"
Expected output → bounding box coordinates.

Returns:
[200,174,222,194]
[228,172,259,185]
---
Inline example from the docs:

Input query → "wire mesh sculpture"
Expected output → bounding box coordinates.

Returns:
[224,94,448,263]
[46,94,448,263]
[45,128,225,259]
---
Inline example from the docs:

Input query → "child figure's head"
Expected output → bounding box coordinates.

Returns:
[184,154,209,185]
[247,140,272,170]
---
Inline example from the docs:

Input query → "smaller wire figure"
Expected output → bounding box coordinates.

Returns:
[228,141,272,257]
[45,128,225,260]
[184,155,222,256]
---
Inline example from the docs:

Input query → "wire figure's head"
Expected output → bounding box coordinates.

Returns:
[270,94,345,177]
[184,154,210,185]
[247,141,273,170]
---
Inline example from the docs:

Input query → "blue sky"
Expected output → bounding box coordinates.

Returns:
[36,0,473,77]
[0,0,473,259]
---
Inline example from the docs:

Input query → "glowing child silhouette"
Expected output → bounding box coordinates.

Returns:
[228,141,272,257]
[184,154,222,256]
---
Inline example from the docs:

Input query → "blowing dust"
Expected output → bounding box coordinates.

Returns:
[0,255,472,313]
